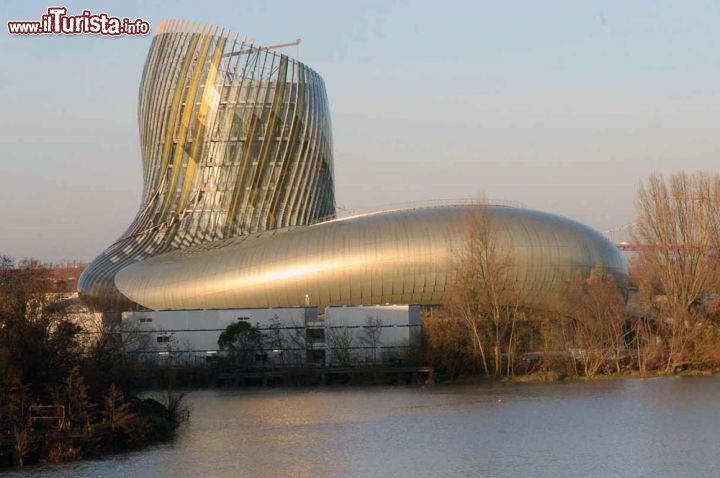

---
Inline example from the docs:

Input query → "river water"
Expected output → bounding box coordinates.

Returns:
[8,376,720,477]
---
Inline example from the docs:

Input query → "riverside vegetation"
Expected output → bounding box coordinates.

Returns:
[0,257,189,469]
[423,171,720,381]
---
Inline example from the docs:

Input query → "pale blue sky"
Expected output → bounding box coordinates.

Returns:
[1,0,719,261]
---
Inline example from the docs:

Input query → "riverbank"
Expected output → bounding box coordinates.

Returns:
[131,360,720,390]
[507,368,719,384]
[0,394,188,470]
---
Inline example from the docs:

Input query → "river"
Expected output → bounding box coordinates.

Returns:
[7,376,720,477]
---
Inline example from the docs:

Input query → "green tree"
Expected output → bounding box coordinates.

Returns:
[218,321,262,367]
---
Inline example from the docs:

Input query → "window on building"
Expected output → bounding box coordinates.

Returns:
[156,335,171,343]
[306,328,325,343]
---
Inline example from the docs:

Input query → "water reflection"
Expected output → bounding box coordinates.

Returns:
[9,376,720,478]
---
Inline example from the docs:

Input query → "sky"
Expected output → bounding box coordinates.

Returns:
[1,0,719,262]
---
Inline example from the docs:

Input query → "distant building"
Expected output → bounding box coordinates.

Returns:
[27,264,103,348]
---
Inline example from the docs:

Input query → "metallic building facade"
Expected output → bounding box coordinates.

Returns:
[79,20,627,312]
[115,204,627,311]
[78,21,335,308]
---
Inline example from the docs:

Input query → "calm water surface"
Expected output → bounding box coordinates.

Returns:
[9,376,720,477]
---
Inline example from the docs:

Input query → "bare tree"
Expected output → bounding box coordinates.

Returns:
[564,265,627,377]
[360,316,384,364]
[421,311,473,377]
[104,384,134,433]
[627,255,662,374]
[265,314,292,366]
[633,171,720,371]
[532,310,577,378]
[326,325,354,367]
[105,316,155,357]
[445,202,520,377]
[634,172,720,310]
[13,422,32,467]
[285,319,308,365]
[63,367,93,431]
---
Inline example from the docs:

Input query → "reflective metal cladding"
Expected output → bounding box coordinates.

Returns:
[79,20,627,312]
[115,205,627,311]
[78,20,335,308]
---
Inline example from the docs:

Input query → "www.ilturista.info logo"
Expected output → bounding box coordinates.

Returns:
[7,7,150,36]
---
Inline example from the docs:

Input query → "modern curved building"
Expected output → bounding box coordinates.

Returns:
[79,20,627,312]
[115,204,626,311]
[78,20,335,309]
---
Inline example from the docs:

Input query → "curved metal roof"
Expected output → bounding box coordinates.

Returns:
[115,204,627,311]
